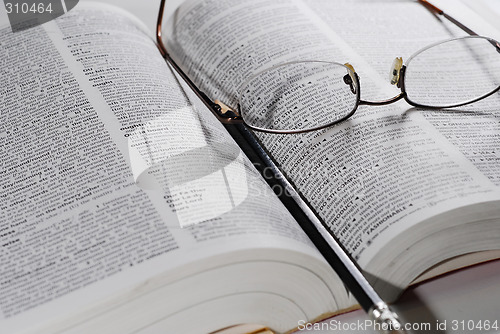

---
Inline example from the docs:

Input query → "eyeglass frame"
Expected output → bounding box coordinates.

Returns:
[156,0,500,134]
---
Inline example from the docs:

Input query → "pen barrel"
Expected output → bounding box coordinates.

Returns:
[225,122,410,334]
[226,123,383,310]
[226,118,408,334]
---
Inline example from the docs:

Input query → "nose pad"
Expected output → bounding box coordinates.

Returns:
[343,63,357,94]
[390,57,403,86]
[343,74,357,94]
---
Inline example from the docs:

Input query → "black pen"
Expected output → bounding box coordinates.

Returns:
[225,123,407,334]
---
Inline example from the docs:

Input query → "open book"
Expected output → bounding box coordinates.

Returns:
[1,0,500,333]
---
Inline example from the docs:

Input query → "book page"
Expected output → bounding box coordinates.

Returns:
[166,0,500,267]
[0,3,338,333]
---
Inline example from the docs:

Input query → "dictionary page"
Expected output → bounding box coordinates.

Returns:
[167,0,500,289]
[0,3,345,334]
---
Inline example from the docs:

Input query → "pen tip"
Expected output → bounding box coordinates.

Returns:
[370,302,408,334]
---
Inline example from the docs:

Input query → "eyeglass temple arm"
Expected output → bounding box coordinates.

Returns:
[156,0,243,124]
[418,0,478,36]
[156,0,169,58]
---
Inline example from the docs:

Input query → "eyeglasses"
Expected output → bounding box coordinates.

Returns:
[157,0,500,134]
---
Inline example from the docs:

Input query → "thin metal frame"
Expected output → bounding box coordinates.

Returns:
[156,0,500,134]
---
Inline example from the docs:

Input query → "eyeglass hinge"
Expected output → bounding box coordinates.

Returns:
[214,99,242,121]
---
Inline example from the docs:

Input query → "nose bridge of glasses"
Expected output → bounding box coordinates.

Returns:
[340,62,405,106]
[361,57,406,106]
[359,93,406,106]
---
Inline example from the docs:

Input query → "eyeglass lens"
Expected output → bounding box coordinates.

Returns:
[238,61,359,132]
[404,36,500,108]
